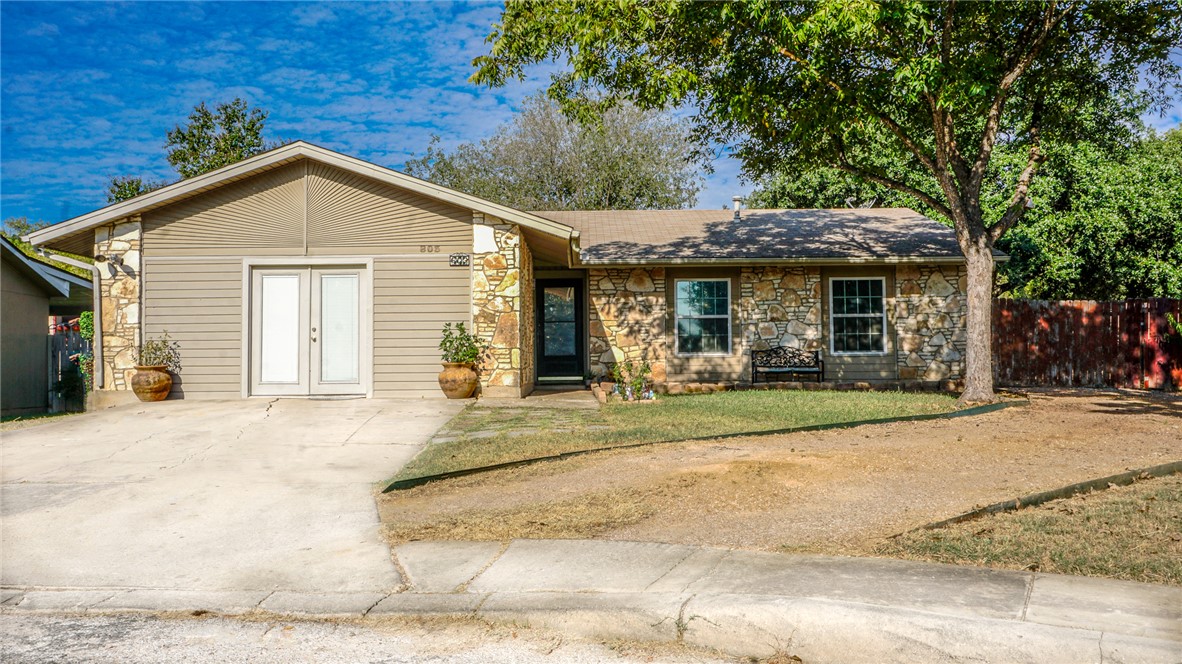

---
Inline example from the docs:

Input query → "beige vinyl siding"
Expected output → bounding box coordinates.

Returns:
[142,257,243,398]
[142,159,475,258]
[820,266,898,382]
[372,257,471,397]
[142,163,306,256]
[305,161,471,255]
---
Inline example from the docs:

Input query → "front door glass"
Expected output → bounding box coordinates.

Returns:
[537,281,583,378]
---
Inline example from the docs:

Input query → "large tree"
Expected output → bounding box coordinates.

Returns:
[473,0,1181,402]
[405,94,703,210]
[108,98,275,202]
[750,126,1182,301]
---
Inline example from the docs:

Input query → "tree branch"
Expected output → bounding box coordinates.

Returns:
[833,151,952,221]
[774,43,939,175]
[970,1,1077,195]
[989,121,1046,243]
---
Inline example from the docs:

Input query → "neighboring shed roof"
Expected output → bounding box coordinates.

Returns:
[532,208,993,265]
[25,141,579,260]
[1,236,91,298]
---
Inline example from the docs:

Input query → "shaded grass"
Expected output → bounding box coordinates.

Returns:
[394,389,956,481]
[0,411,78,432]
[875,474,1182,585]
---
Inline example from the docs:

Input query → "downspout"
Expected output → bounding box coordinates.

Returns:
[35,249,103,390]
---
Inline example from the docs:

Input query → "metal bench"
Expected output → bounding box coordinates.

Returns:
[751,346,824,383]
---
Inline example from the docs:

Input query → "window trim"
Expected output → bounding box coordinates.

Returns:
[828,276,889,356]
[673,277,732,357]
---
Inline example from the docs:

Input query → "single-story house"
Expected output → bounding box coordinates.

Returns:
[26,141,990,404]
[1,236,94,415]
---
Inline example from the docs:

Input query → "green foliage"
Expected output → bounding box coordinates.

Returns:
[608,360,653,400]
[166,98,272,179]
[76,351,94,392]
[439,322,488,365]
[106,98,282,206]
[998,127,1182,299]
[405,94,703,210]
[2,217,49,238]
[474,1,1178,231]
[78,311,94,342]
[106,176,166,203]
[54,360,86,405]
[138,332,182,373]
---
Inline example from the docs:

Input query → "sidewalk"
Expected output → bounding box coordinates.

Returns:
[4,539,1179,663]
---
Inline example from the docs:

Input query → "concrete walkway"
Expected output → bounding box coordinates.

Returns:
[5,539,1179,663]
[1,398,463,595]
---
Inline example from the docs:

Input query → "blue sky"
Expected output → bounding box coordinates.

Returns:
[0,1,750,224]
[2,2,1179,226]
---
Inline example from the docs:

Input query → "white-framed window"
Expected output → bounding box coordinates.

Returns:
[674,278,731,355]
[829,277,887,355]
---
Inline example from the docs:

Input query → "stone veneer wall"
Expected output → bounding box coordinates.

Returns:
[587,267,668,383]
[739,266,822,354]
[585,262,968,387]
[94,217,143,390]
[470,215,529,396]
[894,264,969,381]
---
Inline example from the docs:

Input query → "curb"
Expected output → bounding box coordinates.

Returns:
[4,587,1178,663]
[384,399,1025,492]
[902,459,1182,534]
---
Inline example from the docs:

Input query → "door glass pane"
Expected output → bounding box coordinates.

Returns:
[260,275,300,383]
[544,321,576,357]
[543,287,575,322]
[320,274,359,383]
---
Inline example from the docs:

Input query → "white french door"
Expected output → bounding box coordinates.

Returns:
[251,267,366,396]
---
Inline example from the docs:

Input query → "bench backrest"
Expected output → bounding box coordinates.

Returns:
[751,346,821,368]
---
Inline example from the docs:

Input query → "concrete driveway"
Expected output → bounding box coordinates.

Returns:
[1,398,463,595]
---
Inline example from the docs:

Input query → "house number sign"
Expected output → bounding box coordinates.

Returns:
[449,253,471,267]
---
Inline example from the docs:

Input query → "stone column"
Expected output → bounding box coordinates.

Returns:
[94,217,142,390]
[471,215,526,397]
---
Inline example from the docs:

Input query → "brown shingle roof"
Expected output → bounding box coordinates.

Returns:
[530,208,974,264]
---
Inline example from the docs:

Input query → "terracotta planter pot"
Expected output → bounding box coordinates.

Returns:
[131,365,172,402]
[438,362,478,399]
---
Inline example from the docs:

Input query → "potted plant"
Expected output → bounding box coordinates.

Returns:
[132,332,181,402]
[437,322,487,399]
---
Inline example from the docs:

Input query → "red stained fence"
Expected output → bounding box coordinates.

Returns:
[993,298,1182,390]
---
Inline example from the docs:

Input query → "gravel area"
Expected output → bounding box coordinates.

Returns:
[380,389,1181,553]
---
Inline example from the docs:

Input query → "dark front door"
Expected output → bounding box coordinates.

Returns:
[536,279,584,379]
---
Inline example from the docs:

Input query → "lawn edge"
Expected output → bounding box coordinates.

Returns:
[383,399,1025,493]
[892,459,1182,536]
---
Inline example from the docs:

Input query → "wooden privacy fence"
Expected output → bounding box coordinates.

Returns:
[993,298,1182,389]
[49,320,91,413]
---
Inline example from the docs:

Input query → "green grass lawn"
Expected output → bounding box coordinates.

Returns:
[394,389,957,481]
[876,474,1182,585]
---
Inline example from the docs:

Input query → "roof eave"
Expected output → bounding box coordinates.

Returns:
[574,255,993,267]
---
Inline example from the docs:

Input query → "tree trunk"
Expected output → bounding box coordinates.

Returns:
[961,238,997,404]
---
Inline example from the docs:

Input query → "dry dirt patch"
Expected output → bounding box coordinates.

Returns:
[379,390,1180,555]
